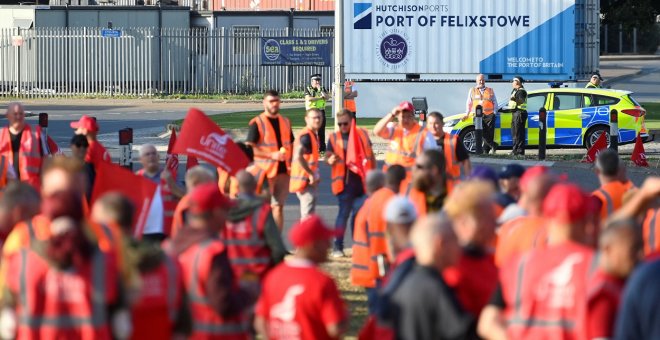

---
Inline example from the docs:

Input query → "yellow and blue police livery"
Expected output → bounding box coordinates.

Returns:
[443,88,648,153]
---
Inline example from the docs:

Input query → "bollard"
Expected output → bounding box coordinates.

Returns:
[538,107,547,160]
[118,127,134,170]
[38,112,48,135]
[474,105,483,155]
[609,109,619,153]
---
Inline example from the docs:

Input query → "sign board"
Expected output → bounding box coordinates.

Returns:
[101,29,122,38]
[11,36,24,47]
[344,0,592,81]
[261,37,332,66]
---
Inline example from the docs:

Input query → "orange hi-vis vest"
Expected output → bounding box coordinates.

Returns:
[170,194,191,239]
[406,186,427,217]
[328,129,375,195]
[0,124,55,191]
[442,133,462,193]
[131,255,183,340]
[495,215,548,267]
[250,113,293,179]
[500,242,595,340]
[179,239,249,340]
[344,80,357,113]
[137,169,179,236]
[384,124,425,170]
[218,165,267,199]
[8,247,117,340]
[471,87,496,115]
[367,188,395,264]
[591,180,634,222]
[289,127,319,193]
[642,206,660,256]
[223,203,273,281]
[351,198,377,288]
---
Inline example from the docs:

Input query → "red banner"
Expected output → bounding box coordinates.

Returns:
[582,132,608,163]
[346,118,368,188]
[631,133,649,167]
[166,128,179,179]
[173,108,249,176]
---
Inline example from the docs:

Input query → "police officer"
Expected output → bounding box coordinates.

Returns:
[504,76,528,156]
[305,74,329,153]
[586,73,603,88]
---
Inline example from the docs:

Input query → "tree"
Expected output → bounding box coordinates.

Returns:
[600,0,660,53]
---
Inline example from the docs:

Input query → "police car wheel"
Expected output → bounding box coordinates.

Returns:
[459,127,477,154]
[585,126,611,149]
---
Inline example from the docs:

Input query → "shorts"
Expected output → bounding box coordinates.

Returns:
[296,185,317,218]
[267,173,290,206]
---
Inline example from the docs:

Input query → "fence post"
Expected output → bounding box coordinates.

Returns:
[474,105,483,155]
[604,24,608,53]
[610,109,619,153]
[633,28,637,54]
[618,24,623,54]
[538,108,547,160]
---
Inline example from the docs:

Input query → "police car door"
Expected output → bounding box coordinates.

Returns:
[525,93,550,147]
[549,93,585,146]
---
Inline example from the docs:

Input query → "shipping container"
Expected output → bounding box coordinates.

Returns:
[344,0,599,82]
[212,0,334,12]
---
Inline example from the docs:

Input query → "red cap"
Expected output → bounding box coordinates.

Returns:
[70,115,99,133]
[397,101,415,112]
[519,165,549,192]
[542,183,598,223]
[289,215,341,248]
[188,183,234,214]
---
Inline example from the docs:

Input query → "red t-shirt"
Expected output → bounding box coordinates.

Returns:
[586,269,624,339]
[443,248,498,317]
[86,140,111,166]
[256,259,347,340]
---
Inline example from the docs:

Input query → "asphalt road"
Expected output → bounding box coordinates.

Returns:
[605,59,660,102]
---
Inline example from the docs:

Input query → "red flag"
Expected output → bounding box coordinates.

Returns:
[172,108,249,176]
[631,133,649,167]
[582,132,608,163]
[346,118,368,188]
[186,155,199,170]
[166,128,179,179]
[91,162,159,237]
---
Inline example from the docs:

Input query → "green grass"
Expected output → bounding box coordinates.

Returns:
[642,102,660,130]
[175,107,380,130]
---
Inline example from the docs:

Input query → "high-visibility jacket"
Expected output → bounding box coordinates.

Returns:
[223,203,273,281]
[495,215,547,267]
[442,133,462,193]
[8,247,117,340]
[591,180,634,222]
[131,255,183,340]
[328,129,375,195]
[218,165,267,199]
[643,206,660,255]
[0,155,8,190]
[179,239,249,340]
[508,88,528,111]
[470,87,496,115]
[351,198,377,288]
[407,187,427,217]
[0,124,58,191]
[250,113,293,179]
[367,188,395,264]
[137,169,179,236]
[383,124,425,170]
[306,86,327,110]
[289,127,319,193]
[344,81,357,113]
[500,242,595,340]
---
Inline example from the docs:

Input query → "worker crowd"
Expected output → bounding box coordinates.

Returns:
[0,69,656,340]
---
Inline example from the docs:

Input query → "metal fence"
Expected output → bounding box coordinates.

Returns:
[48,0,335,13]
[0,27,334,98]
[601,23,660,54]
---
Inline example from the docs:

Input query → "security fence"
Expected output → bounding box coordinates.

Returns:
[0,27,333,98]
[600,23,660,55]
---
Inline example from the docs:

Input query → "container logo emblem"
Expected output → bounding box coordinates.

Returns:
[353,1,372,29]
[379,34,407,64]
[263,39,281,61]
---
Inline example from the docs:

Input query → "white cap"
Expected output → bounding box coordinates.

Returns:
[383,196,418,224]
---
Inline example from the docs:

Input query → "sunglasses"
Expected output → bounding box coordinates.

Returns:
[337,122,350,127]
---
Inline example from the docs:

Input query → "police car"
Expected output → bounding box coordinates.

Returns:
[443,88,649,153]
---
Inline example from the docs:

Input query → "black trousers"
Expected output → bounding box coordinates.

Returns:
[483,114,496,152]
[511,110,528,155]
[319,109,327,152]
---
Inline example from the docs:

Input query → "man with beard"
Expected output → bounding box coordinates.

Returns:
[407,149,447,217]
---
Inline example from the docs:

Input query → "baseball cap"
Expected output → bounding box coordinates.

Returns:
[188,183,234,214]
[310,73,322,80]
[542,183,598,224]
[289,214,340,247]
[499,164,526,179]
[469,166,499,187]
[384,196,417,224]
[70,115,99,133]
[397,101,415,112]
